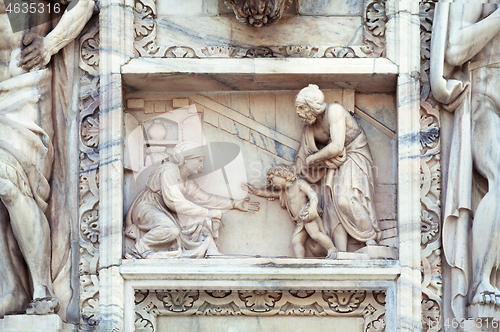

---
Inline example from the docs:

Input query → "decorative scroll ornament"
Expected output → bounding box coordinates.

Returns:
[224,0,292,27]
[420,2,443,331]
[135,290,385,332]
[361,0,387,57]
[79,20,101,331]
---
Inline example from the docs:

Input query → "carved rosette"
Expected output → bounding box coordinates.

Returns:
[420,2,443,331]
[224,0,292,27]
[79,20,101,331]
[135,290,385,332]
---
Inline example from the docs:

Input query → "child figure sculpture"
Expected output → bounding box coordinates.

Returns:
[243,165,337,258]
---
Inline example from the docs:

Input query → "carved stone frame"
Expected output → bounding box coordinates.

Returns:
[90,0,424,331]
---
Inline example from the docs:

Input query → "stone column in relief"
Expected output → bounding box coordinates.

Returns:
[0,0,94,321]
[431,0,500,322]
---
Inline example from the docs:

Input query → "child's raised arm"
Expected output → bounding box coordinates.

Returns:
[241,183,280,199]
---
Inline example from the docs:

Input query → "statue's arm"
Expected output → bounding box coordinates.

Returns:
[297,180,319,222]
[160,171,214,218]
[242,182,279,199]
[446,2,500,66]
[305,105,345,165]
[45,0,95,55]
[19,0,95,70]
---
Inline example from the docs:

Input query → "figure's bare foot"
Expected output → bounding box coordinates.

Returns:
[471,280,497,305]
[25,297,59,315]
[326,248,339,259]
[366,240,377,246]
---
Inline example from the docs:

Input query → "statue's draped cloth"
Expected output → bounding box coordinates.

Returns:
[127,163,233,258]
[0,70,53,210]
[0,42,75,319]
[430,2,473,322]
[296,125,380,243]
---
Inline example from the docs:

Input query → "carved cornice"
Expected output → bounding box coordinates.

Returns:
[224,0,292,27]
[79,21,101,331]
[133,0,387,58]
[419,2,442,332]
[135,290,386,332]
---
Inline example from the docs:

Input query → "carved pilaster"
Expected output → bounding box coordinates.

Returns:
[79,21,101,331]
[420,2,442,332]
[135,290,386,332]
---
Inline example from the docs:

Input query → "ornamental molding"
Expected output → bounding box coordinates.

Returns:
[420,2,442,332]
[79,20,101,331]
[135,290,386,332]
[133,0,387,58]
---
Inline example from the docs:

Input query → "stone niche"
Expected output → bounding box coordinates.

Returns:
[123,88,397,257]
[117,0,405,331]
[121,64,399,331]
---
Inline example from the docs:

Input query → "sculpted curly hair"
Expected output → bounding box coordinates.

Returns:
[266,164,297,183]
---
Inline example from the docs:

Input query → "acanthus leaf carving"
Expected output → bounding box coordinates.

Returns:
[278,302,326,316]
[157,291,199,312]
[224,0,292,27]
[280,45,319,57]
[196,302,242,316]
[324,46,357,58]
[322,290,366,313]
[362,0,387,57]
[420,2,443,331]
[82,116,100,148]
[79,19,101,331]
[238,290,282,312]
[422,298,441,332]
[135,290,386,331]
[80,23,99,76]
[134,0,159,56]
[244,46,275,58]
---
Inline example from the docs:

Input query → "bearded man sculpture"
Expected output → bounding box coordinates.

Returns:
[292,85,381,255]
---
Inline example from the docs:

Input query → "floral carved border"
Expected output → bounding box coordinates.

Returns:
[79,20,101,331]
[133,0,387,58]
[134,290,386,332]
[420,2,442,332]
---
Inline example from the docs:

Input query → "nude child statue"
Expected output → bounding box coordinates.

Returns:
[243,165,337,258]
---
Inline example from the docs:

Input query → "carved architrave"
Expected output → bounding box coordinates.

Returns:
[133,0,387,58]
[420,2,443,332]
[79,20,101,331]
[224,0,292,27]
[135,290,386,332]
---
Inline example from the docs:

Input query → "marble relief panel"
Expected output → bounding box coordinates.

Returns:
[123,89,397,259]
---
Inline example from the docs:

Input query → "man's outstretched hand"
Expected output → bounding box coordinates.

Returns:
[234,197,260,213]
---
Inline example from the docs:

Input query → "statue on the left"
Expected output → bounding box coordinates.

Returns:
[0,0,95,320]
